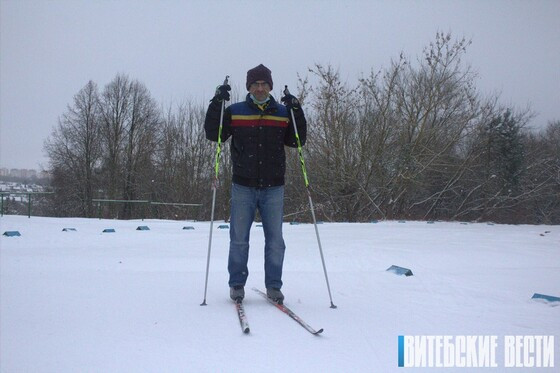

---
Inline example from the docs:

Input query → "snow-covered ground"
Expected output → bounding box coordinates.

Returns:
[1,215,558,372]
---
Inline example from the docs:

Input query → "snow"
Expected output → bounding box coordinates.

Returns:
[1,215,559,372]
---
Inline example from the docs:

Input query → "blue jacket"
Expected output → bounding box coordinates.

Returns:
[205,94,307,187]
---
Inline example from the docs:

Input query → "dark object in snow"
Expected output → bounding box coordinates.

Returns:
[3,231,21,237]
[103,228,116,233]
[531,293,560,304]
[386,265,413,276]
[62,228,77,232]
[183,226,195,230]
[217,224,229,229]
[136,226,150,231]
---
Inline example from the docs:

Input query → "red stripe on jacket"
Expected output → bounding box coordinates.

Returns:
[231,119,288,128]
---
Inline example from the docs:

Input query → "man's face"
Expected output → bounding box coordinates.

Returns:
[249,80,271,102]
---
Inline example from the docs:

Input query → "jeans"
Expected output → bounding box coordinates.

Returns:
[228,183,286,289]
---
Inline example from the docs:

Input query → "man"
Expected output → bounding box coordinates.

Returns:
[204,64,307,304]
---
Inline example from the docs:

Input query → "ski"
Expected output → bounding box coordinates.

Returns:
[234,300,250,334]
[252,288,323,335]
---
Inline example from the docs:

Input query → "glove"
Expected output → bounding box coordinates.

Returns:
[281,93,301,110]
[214,84,231,102]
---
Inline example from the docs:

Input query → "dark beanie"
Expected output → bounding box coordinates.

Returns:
[246,64,273,90]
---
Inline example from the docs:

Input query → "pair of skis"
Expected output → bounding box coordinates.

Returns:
[235,288,323,336]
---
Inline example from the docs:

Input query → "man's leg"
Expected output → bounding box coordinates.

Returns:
[258,185,286,289]
[228,183,256,287]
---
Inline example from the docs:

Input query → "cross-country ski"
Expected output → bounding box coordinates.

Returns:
[252,288,323,335]
[234,300,250,334]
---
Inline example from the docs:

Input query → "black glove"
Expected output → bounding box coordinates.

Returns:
[281,93,301,110]
[214,84,231,102]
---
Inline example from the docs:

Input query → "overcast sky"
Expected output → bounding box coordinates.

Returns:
[1,0,559,170]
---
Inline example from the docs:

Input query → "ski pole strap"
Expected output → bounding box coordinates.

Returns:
[214,101,224,179]
[284,85,310,188]
[288,107,310,188]
[284,85,309,187]
[213,75,229,180]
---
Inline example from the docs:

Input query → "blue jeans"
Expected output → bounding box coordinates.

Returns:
[228,183,286,289]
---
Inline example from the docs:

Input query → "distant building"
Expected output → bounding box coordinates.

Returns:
[2,168,41,179]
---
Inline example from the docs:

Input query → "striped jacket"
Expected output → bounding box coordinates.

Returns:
[205,94,307,188]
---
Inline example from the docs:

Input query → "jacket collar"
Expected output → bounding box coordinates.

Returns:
[245,93,278,114]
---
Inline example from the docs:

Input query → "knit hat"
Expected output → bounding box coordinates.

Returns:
[246,64,273,90]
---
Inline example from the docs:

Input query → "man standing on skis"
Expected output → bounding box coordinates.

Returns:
[204,64,307,304]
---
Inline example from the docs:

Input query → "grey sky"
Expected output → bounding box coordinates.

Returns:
[1,0,559,170]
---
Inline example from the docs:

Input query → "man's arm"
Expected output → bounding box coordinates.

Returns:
[284,107,306,147]
[204,97,232,142]
[282,91,307,147]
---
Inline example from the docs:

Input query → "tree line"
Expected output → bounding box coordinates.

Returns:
[44,33,559,224]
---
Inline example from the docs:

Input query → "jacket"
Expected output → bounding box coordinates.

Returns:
[205,94,307,188]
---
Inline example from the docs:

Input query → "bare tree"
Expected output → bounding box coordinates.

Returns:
[99,74,131,209]
[299,33,486,222]
[155,100,215,220]
[301,64,364,221]
[98,74,160,219]
[44,80,102,216]
[120,80,160,218]
[520,120,560,223]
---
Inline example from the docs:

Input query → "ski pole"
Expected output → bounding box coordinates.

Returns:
[284,85,337,309]
[201,75,229,306]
